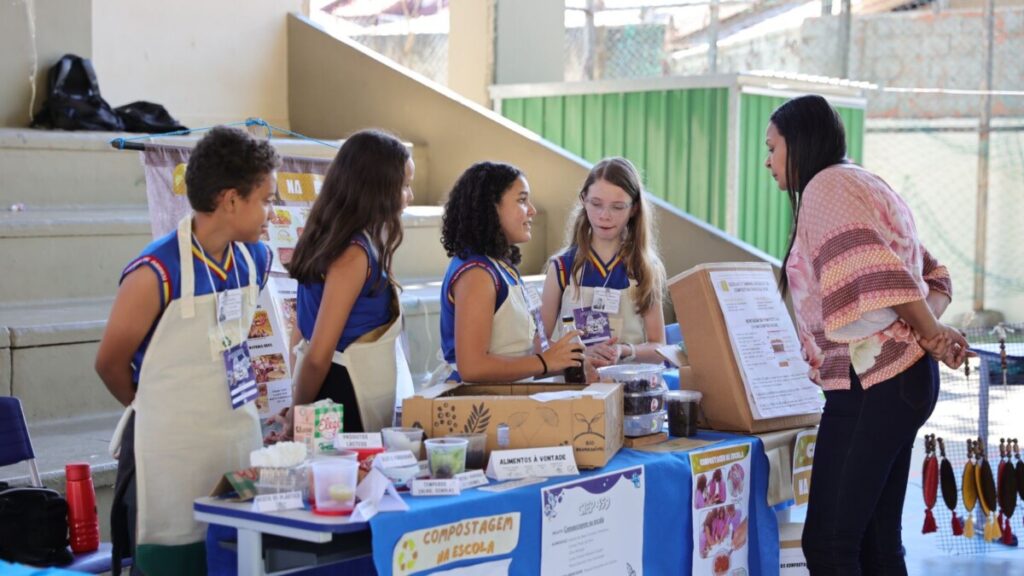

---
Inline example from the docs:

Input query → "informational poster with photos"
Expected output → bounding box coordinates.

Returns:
[690,442,752,576]
[264,205,311,274]
[247,287,292,421]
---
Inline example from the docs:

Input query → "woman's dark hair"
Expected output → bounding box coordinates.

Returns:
[770,94,847,296]
[288,129,409,291]
[441,162,525,265]
[186,125,281,213]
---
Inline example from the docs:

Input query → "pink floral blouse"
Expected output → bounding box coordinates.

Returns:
[787,163,952,390]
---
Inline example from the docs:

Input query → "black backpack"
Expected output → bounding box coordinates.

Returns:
[0,483,73,567]
[32,54,123,132]
[115,101,188,134]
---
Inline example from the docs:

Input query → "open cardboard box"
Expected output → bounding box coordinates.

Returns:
[669,262,821,434]
[402,381,623,469]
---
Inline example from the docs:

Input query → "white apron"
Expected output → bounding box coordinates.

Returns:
[111,215,262,547]
[551,280,647,346]
[292,287,415,433]
[433,257,536,383]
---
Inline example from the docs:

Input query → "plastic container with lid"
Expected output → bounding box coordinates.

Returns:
[624,411,665,437]
[597,363,667,393]
[666,390,702,437]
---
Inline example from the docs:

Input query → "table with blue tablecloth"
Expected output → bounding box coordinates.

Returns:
[204,430,781,575]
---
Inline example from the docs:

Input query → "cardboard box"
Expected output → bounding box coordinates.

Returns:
[402,382,623,469]
[779,522,809,575]
[293,399,344,455]
[668,262,821,434]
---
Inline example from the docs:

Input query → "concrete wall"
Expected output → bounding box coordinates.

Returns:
[90,0,303,129]
[0,0,92,127]
[288,14,774,279]
[671,8,1024,118]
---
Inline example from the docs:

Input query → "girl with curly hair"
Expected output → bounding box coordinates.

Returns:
[286,129,415,434]
[540,157,666,367]
[438,162,584,383]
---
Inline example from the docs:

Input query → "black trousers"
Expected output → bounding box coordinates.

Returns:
[802,355,939,576]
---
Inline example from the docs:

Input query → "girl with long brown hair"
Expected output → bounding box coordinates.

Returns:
[287,129,415,433]
[540,157,666,366]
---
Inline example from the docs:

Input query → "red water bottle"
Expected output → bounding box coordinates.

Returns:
[65,462,99,553]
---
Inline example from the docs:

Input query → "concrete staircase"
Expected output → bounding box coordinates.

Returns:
[0,128,462,504]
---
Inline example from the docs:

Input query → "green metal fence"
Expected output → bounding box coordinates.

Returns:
[498,80,865,261]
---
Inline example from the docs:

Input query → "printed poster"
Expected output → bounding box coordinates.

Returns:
[247,287,292,422]
[540,466,645,576]
[690,443,752,576]
[708,270,824,419]
[263,205,310,274]
[792,428,817,506]
[391,513,520,576]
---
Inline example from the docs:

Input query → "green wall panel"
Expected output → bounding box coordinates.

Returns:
[499,87,861,251]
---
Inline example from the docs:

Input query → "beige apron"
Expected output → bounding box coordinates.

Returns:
[551,278,647,346]
[293,287,415,433]
[111,215,262,547]
[433,257,536,383]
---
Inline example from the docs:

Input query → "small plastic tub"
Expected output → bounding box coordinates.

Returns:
[624,388,666,416]
[597,363,667,393]
[624,411,665,437]
[666,390,702,437]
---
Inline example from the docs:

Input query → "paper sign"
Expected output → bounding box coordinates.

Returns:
[350,499,379,522]
[792,428,817,506]
[486,447,578,481]
[540,466,645,576]
[251,491,303,513]
[374,451,419,471]
[456,470,490,490]
[356,468,410,513]
[392,513,520,576]
[335,432,383,449]
[479,477,548,493]
[690,443,752,576]
[411,479,461,497]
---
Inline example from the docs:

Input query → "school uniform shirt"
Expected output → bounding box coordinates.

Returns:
[440,254,528,377]
[120,232,272,383]
[296,232,392,352]
[551,246,631,292]
[550,246,647,345]
[787,163,952,391]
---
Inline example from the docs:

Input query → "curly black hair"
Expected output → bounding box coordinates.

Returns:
[185,125,282,213]
[441,162,524,265]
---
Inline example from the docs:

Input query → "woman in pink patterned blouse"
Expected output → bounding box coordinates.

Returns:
[764,95,968,575]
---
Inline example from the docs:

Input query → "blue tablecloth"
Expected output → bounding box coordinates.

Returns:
[369,431,777,575]
[207,431,778,576]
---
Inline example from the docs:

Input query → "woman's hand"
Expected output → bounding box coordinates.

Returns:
[918,324,971,370]
[586,337,621,368]
[263,407,293,444]
[542,331,587,373]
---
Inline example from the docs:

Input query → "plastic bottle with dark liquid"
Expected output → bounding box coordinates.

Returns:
[561,315,586,384]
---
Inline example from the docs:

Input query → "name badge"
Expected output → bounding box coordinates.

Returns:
[591,288,620,314]
[218,290,243,322]
[573,307,612,345]
[525,285,543,311]
[411,479,461,497]
[224,342,257,409]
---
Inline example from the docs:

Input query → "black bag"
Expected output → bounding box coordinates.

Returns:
[32,54,123,132]
[0,483,73,567]
[115,101,188,134]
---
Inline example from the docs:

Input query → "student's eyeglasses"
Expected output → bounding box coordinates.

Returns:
[583,198,632,216]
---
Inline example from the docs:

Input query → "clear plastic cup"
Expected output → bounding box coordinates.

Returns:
[310,458,359,516]
[381,427,424,458]
[446,433,487,469]
[424,437,468,479]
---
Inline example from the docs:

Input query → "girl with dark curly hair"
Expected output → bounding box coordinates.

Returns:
[286,129,415,434]
[540,157,666,367]
[438,162,584,383]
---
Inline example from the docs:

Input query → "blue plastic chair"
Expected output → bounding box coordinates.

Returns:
[0,397,131,574]
[665,322,683,345]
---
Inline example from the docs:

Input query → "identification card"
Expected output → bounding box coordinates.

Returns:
[573,307,612,345]
[217,290,243,322]
[591,287,620,314]
[525,285,543,311]
[223,342,257,409]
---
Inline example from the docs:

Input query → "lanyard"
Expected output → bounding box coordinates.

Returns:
[194,235,245,347]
